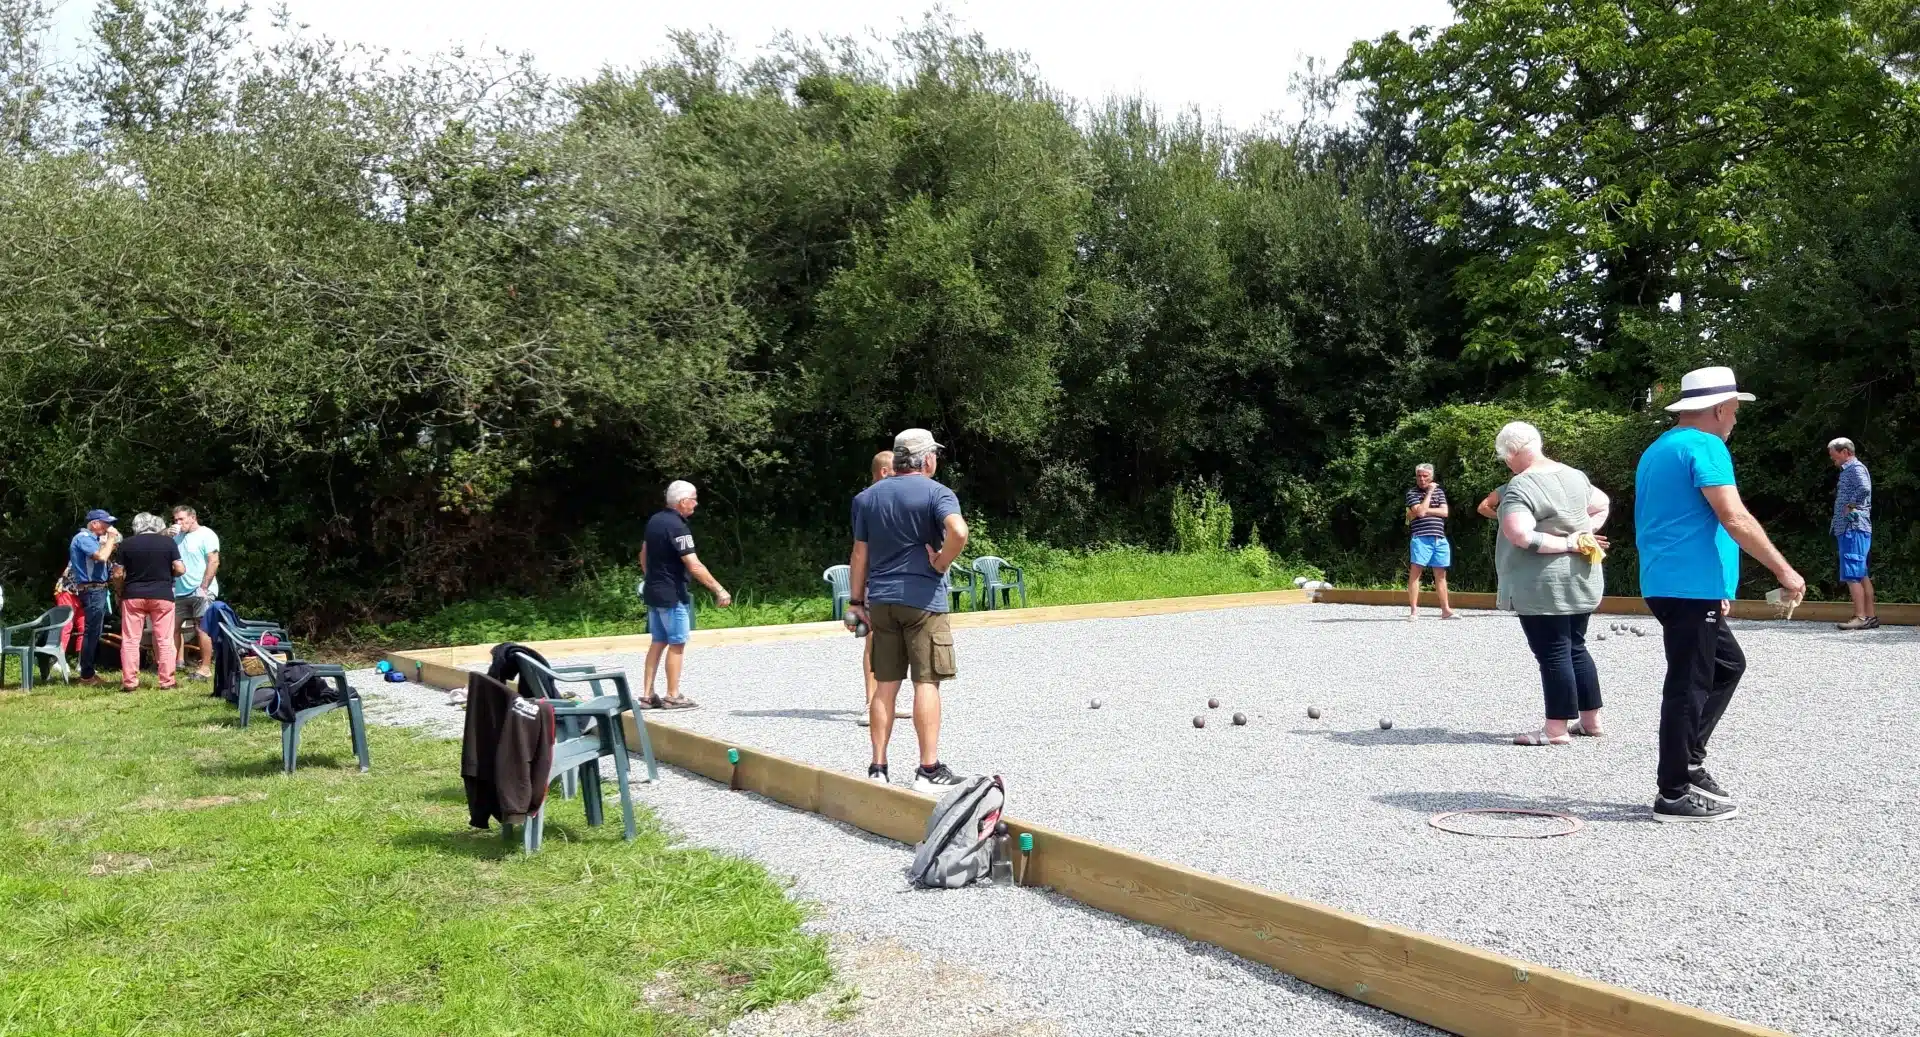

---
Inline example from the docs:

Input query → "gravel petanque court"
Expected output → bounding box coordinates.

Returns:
[379,602,1920,1036]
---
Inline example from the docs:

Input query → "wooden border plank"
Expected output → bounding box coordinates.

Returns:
[1316,588,1920,625]
[384,590,1310,671]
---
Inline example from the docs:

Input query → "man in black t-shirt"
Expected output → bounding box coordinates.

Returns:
[638,480,731,708]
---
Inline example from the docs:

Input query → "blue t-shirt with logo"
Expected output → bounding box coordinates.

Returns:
[1636,427,1740,600]
[852,474,962,612]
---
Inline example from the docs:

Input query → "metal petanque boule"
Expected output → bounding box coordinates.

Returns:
[1232,712,1247,726]
[1192,715,1206,729]
[1308,705,1322,719]
[1089,698,1102,709]
[1379,718,1393,730]
[1208,698,1220,709]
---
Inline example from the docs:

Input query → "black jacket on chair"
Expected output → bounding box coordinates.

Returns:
[460,671,556,828]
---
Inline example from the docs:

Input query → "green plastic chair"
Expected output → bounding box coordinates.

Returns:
[947,564,978,611]
[506,654,654,852]
[219,618,293,728]
[823,565,852,620]
[1,606,73,690]
[971,556,1028,610]
[245,643,370,775]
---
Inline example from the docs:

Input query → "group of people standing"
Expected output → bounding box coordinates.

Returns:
[62,505,221,689]
[634,428,970,796]
[1404,365,1868,821]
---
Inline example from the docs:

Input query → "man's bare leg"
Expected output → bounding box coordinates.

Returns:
[664,643,686,699]
[642,642,666,698]
[192,626,215,677]
[1436,569,1455,619]
[870,678,904,765]
[911,680,942,768]
[1407,565,1424,618]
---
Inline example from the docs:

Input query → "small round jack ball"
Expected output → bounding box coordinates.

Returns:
[1379,718,1394,730]
[1192,715,1206,729]
[1594,632,1607,641]
[1232,712,1248,726]
[1308,706,1322,719]
[1208,698,1220,709]
[1089,698,1102,709]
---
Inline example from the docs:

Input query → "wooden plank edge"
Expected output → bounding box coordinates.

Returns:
[386,589,1311,669]
[1317,588,1918,625]
[582,714,1778,1037]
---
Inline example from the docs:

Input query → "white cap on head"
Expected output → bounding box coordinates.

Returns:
[1665,366,1756,412]
[665,480,696,506]
[893,428,942,457]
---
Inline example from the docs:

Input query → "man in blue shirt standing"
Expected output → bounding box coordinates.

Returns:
[1636,366,1805,822]
[638,481,732,709]
[1827,437,1876,631]
[846,428,969,794]
[67,508,121,685]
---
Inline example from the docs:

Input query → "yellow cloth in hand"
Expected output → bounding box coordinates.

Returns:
[1574,532,1605,565]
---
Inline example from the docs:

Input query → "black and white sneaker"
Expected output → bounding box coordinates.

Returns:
[911,762,965,795]
[1653,791,1740,822]
[867,763,890,783]
[1688,768,1732,804]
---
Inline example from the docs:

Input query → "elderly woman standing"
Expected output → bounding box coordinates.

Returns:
[114,512,185,691]
[1493,422,1611,745]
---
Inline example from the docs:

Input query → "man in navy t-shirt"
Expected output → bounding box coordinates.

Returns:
[638,480,731,708]
[1635,366,1803,822]
[846,428,969,794]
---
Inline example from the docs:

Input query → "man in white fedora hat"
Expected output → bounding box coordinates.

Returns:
[1634,365,1805,821]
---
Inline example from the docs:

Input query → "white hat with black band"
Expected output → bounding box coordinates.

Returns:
[1664,366,1756,413]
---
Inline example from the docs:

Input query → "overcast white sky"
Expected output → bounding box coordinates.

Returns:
[49,0,1453,129]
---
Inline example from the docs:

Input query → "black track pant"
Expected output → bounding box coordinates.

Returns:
[1646,598,1747,799]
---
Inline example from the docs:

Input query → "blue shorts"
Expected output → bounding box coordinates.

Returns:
[1410,535,1451,570]
[648,603,692,645]
[1838,530,1871,583]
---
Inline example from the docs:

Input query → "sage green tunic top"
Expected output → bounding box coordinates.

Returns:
[1494,466,1604,616]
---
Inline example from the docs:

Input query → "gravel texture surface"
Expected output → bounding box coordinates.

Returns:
[354,666,1433,1037]
[461,602,1920,1037]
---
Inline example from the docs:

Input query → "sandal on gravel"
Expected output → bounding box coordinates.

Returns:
[1513,730,1572,746]
[1569,722,1605,737]
[655,695,698,710]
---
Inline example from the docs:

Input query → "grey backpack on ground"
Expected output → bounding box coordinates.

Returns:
[906,775,1005,889]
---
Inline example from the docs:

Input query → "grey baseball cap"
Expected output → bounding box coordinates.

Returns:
[893,428,942,456]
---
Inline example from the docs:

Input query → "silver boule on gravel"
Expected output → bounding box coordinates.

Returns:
[1307,705,1322,719]
[1192,715,1206,729]
[1379,718,1393,730]
[1089,698,1102,709]
[1232,712,1247,726]
[1208,698,1220,709]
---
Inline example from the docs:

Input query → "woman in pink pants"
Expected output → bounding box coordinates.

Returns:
[114,513,184,691]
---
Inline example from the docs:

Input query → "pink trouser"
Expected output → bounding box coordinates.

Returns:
[121,598,178,688]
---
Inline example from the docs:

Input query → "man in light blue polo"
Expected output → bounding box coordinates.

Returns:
[1828,438,1876,630]
[1636,366,1804,822]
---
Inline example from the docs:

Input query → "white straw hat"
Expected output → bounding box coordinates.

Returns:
[1664,366,1756,413]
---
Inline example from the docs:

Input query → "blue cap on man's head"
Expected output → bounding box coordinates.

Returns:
[85,508,115,524]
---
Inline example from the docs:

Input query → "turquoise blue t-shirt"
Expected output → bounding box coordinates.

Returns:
[174,526,221,598]
[1635,427,1739,600]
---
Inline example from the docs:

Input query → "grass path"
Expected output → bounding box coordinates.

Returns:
[0,678,827,1036]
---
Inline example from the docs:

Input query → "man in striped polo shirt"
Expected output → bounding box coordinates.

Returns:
[1405,463,1457,620]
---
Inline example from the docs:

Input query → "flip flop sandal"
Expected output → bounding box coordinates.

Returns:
[657,696,699,710]
[1513,730,1573,746]
[1569,723,1605,737]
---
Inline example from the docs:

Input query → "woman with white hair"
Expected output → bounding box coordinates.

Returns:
[113,511,185,691]
[1493,422,1611,745]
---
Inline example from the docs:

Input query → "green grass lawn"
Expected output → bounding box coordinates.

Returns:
[351,546,1322,651]
[0,678,827,1036]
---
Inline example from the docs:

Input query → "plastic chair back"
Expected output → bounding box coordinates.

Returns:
[822,565,852,619]
[31,607,72,649]
[971,556,1007,583]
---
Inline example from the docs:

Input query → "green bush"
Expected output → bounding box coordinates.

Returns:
[1170,481,1235,554]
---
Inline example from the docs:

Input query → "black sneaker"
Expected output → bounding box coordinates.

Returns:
[1653,791,1740,822]
[1867,617,1882,629]
[867,763,889,784]
[911,762,965,795]
[1688,768,1732,803]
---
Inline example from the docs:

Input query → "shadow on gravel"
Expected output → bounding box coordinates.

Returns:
[729,708,863,723]
[1290,726,1500,747]
[1374,790,1656,825]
